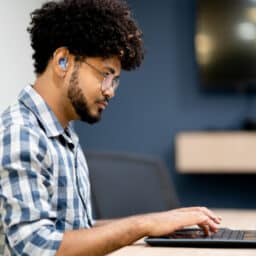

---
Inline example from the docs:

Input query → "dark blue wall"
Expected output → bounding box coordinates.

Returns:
[75,0,256,209]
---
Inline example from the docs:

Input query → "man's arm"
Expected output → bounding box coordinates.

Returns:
[0,126,64,255]
[93,219,119,227]
[56,207,221,256]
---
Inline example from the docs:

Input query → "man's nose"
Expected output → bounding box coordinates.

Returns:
[102,87,115,99]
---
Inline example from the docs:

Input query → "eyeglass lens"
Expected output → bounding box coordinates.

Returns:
[102,75,119,91]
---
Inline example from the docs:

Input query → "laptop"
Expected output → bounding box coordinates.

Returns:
[145,227,256,248]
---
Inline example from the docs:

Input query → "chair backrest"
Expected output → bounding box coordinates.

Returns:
[85,151,179,219]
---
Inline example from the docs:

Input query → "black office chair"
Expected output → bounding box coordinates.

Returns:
[85,151,179,219]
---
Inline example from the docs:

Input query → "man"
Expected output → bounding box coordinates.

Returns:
[0,0,221,255]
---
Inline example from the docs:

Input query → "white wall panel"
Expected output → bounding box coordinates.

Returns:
[0,0,45,112]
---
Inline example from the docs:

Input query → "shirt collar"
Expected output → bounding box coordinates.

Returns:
[18,85,77,142]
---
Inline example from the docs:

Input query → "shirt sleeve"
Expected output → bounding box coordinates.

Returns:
[0,124,63,256]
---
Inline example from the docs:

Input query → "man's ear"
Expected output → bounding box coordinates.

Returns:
[52,47,73,78]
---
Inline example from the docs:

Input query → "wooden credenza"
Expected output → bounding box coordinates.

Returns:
[176,132,256,173]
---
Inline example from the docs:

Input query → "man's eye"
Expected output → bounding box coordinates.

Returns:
[104,72,110,76]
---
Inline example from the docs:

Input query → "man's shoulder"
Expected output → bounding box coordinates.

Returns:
[0,102,51,159]
[0,101,41,133]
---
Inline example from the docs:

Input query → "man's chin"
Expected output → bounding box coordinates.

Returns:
[80,113,101,124]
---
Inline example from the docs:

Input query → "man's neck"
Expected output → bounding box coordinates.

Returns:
[33,72,71,128]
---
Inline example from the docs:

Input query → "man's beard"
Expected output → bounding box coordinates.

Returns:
[67,64,102,124]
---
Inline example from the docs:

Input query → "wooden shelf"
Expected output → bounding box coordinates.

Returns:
[175,132,256,173]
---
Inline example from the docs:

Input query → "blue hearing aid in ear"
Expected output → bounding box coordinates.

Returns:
[59,58,67,69]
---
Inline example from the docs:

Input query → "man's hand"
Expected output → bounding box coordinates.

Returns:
[141,207,222,237]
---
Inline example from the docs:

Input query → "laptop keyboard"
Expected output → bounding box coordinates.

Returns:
[211,228,244,240]
[169,228,245,240]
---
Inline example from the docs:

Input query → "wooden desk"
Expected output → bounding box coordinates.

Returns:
[108,209,256,256]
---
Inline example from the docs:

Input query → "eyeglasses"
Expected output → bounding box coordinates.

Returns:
[84,60,120,92]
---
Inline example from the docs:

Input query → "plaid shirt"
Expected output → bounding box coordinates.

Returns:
[0,85,94,255]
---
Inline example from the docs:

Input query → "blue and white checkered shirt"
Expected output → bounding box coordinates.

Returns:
[0,85,94,255]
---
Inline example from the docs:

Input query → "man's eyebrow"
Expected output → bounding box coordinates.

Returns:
[104,66,120,78]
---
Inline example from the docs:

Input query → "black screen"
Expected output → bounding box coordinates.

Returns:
[196,0,256,92]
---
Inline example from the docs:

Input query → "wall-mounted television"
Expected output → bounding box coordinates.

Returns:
[195,0,256,92]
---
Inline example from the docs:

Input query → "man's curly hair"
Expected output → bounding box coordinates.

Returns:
[27,0,144,75]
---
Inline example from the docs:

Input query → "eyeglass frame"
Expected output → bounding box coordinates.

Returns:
[83,60,120,92]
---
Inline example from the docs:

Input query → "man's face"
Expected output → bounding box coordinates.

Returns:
[67,57,121,124]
